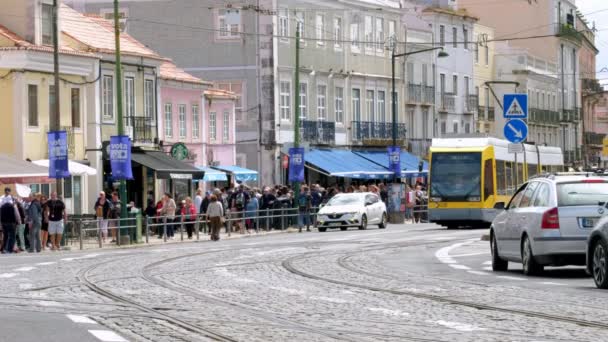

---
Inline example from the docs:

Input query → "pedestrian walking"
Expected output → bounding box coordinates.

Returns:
[40,195,49,250]
[244,190,259,233]
[46,192,66,251]
[181,197,196,239]
[0,195,21,254]
[26,193,42,253]
[160,193,177,239]
[94,191,111,243]
[230,184,249,234]
[206,195,224,241]
[15,200,26,251]
[109,192,121,243]
[194,189,203,215]
[297,185,312,233]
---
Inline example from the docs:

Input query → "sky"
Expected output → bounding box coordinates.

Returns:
[576,0,608,84]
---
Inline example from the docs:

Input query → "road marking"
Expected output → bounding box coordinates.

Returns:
[482,261,492,265]
[449,264,471,270]
[497,276,527,281]
[67,314,97,324]
[88,330,127,342]
[0,273,17,278]
[482,266,493,271]
[270,286,306,295]
[435,239,479,265]
[14,267,35,272]
[61,258,77,261]
[367,307,410,317]
[539,281,567,286]
[450,252,487,258]
[36,262,56,266]
[433,320,485,332]
[310,296,351,304]
[467,270,491,276]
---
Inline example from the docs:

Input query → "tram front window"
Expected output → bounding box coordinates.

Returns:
[430,152,482,202]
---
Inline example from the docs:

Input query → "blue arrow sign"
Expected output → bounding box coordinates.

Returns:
[504,119,528,143]
[503,94,528,119]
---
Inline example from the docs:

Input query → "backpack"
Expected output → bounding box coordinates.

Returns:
[298,194,309,208]
[0,202,16,224]
[235,192,245,209]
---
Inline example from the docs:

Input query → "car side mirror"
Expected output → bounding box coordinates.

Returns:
[365,201,373,206]
[493,202,506,210]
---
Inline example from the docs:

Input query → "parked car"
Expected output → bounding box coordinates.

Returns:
[316,192,387,232]
[587,216,608,288]
[490,173,608,275]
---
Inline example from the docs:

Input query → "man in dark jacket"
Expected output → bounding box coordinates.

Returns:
[27,193,42,253]
[0,198,21,254]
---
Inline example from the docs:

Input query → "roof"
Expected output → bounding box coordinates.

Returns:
[422,7,479,21]
[305,149,394,180]
[0,155,50,178]
[204,88,237,99]
[160,61,211,85]
[60,4,163,60]
[0,24,97,58]
[131,150,204,180]
[211,165,258,182]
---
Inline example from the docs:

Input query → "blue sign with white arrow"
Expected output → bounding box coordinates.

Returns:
[503,94,528,119]
[504,119,528,143]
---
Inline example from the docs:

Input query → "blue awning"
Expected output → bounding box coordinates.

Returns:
[353,151,428,177]
[305,149,394,180]
[195,166,228,182]
[212,165,258,182]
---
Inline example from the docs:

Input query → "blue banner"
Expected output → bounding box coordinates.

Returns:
[288,147,305,182]
[110,135,133,180]
[387,146,401,176]
[47,131,70,179]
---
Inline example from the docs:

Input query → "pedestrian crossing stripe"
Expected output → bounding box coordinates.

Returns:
[506,98,525,117]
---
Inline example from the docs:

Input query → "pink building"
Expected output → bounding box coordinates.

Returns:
[203,89,237,167]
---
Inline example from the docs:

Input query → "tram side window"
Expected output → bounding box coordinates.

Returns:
[484,159,494,200]
[528,163,538,178]
[541,165,548,173]
[496,160,506,196]
[517,163,524,185]
[505,162,514,194]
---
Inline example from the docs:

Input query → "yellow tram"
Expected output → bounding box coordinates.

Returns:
[428,137,564,229]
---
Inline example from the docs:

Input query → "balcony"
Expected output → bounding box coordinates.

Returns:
[408,138,432,158]
[584,131,604,147]
[351,121,407,142]
[465,95,478,113]
[423,86,435,104]
[530,108,560,124]
[302,120,335,145]
[583,78,603,93]
[407,84,422,103]
[125,116,157,144]
[439,92,456,112]
[558,23,583,45]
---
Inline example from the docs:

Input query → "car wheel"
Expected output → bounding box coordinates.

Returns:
[358,215,367,230]
[340,227,348,231]
[491,231,508,272]
[378,213,387,229]
[592,239,608,289]
[522,235,543,276]
[318,227,327,233]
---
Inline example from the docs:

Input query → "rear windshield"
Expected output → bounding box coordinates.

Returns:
[557,182,608,207]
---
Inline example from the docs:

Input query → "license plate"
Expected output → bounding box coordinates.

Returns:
[582,217,599,228]
[330,222,342,226]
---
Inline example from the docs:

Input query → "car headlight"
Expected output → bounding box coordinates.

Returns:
[430,197,442,202]
[467,196,481,202]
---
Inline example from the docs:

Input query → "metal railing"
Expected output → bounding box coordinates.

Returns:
[302,120,335,145]
[423,86,435,104]
[407,83,422,103]
[439,93,456,112]
[125,116,157,144]
[466,94,478,113]
[351,121,407,141]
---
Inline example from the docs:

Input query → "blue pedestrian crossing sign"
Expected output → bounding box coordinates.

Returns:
[503,94,528,119]
[504,119,528,143]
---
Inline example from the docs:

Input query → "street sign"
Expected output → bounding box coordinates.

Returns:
[504,119,528,143]
[508,143,524,154]
[503,94,528,119]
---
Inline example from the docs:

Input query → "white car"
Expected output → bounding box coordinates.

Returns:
[316,192,387,232]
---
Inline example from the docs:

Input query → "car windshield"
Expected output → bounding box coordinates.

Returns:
[557,182,608,207]
[326,195,363,206]
[430,152,481,201]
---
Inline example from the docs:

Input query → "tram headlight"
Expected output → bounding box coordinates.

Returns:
[467,196,481,202]
[430,197,442,202]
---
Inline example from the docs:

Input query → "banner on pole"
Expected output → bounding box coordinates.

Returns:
[387,146,401,176]
[288,147,305,182]
[109,135,133,180]
[47,131,71,179]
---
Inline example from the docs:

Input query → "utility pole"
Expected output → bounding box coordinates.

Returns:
[114,0,128,222]
[293,26,301,202]
[52,0,62,197]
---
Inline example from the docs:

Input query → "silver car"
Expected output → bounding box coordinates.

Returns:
[316,192,387,232]
[490,174,608,275]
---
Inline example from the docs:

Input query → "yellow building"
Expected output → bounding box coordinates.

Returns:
[473,24,495,134]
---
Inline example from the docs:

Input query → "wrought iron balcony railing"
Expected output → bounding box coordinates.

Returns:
[302,120,335,145]
[125,116,157,144]
[351,121,407,141]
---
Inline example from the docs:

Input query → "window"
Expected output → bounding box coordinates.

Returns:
[316,14,324,43]
[388,20,396,39]
[518,182,539,208]
[218,9,240,38]
[296,11,305,38]
[485,46,489,66]
[364,16,373,50]
[422,64,428,87]
[485,87,490,109]
[407,108,415,138]
[453,75,458,95]
[422,108,429,139]
[464,123,471,134]
[63,176,72,199]
[484,159,494,200]
[28,85,38,127]
[49,85,56,123]
[533,183,551,207]
[125,77,135,119]
[439,25,445,47]
[351,23,360,51]
[299,82,308,119]
[352,88,361,122]
[178,104,186,138]
[192,105,200,139]
[496,161,506,195]
[280,81,291,121]
[464,76,470,98]
[377,91,385,123]
[42,4,54,45]
[407,62,414,83]
[375,18,384,50]
[440,74,446,97]
[71,88,80,128]
[164,103,173,137]
[463,27,468,49]
[223,110,230,142]
[334,17,342,48]
[317,85,327,120]
[453,121,458,133]
[209,112,217,141]
[102,75,114,121]
[366,90,375,122]
[144,79,154,119]
[335,86,344,124]
[475,40,479,63]
[452,27,457,48]
[279,9,289,39]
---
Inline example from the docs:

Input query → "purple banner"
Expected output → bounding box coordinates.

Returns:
[110,135,133,180]
[47,131,71,179]
[387,146,401,176]
[288,147,305,182]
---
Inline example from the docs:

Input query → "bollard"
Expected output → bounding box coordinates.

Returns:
[180,219,184,241]
[195,215,200,241]
[145,217,149,244]
[163,216,167,243]
[265,209,270,231]
[116,219,121,247]
[78,220,83,251]
[255,211,259,234]
[98,220,103,249]
[281,208,285,230]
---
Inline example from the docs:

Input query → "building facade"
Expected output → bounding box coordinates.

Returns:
[204,89,238,168]
[473,24,495,135]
